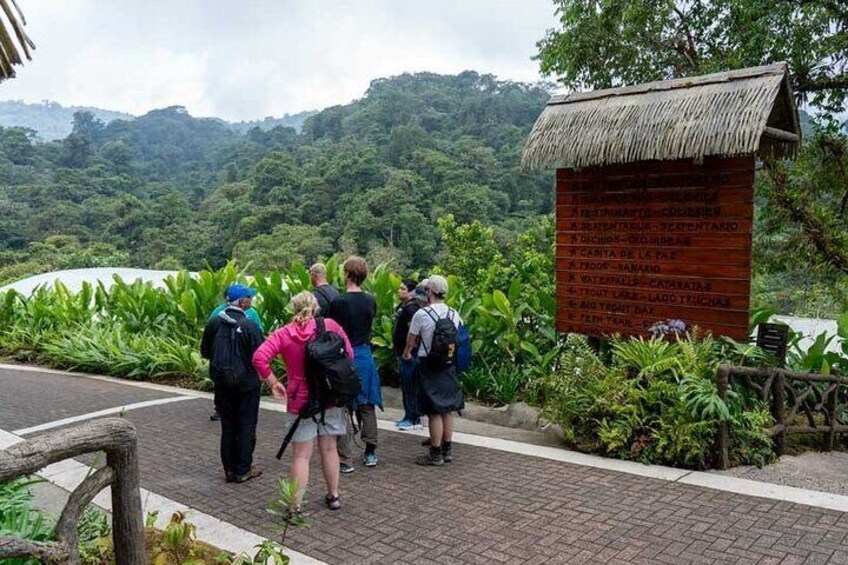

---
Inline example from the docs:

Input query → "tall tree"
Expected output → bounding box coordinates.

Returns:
[536,0,848,280]
[536,0,848,111]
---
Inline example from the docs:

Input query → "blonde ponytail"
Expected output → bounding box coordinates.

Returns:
[290,291,319,326]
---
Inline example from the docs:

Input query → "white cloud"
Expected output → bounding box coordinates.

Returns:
[1,0,557,121]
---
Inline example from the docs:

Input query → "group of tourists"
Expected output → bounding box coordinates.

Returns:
[199,256,466,514]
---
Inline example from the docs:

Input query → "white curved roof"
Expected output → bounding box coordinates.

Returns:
[0,268,192,296]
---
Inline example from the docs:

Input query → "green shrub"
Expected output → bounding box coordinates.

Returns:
[539,332,777,469]
[0,478,54,565]
[41,325,205,384]
[0,260,561,401]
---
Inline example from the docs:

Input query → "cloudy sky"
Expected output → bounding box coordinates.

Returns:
[1,1,559,121]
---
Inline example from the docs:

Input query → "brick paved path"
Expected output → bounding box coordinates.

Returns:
[0,366,175,430]
[5,368,848,564]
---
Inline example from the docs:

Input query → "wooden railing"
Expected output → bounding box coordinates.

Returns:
[716,364,848,470]
[0,418,145,564]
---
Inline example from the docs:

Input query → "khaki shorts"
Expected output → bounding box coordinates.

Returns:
[285,407,347,443]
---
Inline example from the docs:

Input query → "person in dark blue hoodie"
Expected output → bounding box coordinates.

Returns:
[208,287,264,421]
[201,284,264,484]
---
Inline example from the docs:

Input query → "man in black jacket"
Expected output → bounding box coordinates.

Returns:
[393,279,421,431]
[310,262,340,315]
[200,284,265,484]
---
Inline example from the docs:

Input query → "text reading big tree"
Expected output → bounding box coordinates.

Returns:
[555,156,753,341]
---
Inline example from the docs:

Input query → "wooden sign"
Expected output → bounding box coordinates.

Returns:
[756,323,789,366]
[555,156,754,341]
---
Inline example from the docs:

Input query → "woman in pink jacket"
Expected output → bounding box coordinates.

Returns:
[252,291,353,511]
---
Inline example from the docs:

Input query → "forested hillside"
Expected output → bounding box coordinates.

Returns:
[0,100,134,141]
[0,100,317,141]
[0,71,554,281]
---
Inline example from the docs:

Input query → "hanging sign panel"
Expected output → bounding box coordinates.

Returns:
[555,156,754,341]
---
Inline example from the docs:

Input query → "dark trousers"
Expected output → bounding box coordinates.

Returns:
[337,404,379,461]
[398,356,420,424]
[215,387,260,476]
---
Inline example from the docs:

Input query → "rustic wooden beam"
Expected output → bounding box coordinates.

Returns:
[0,419,146,564]
[54,465,115,562]
[721,365,848,386]
[107,437,146,565]
[784,425,848,434]
[0,537,69,562]
[0,418,136,482]
[773,371,786,456]
[825,387,837,451]
[762,126,800,143]
[716,366,731,470]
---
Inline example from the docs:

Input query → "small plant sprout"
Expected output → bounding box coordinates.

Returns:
[266,477,309,546]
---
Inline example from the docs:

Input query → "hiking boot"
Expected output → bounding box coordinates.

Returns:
[442,442,453,463]
[363,453,379,467]
[234,466,262,484]
[340,462,355,474]
[421,438,431,447]
[416,446,445,466]
[325,494,341,510]
[225,470,236,483]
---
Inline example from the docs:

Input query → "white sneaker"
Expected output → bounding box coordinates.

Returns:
[412,423,424,431]
[397,420,415,431]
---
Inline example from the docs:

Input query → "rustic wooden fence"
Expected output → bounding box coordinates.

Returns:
[0,418,145,564]
[716,364,848,470]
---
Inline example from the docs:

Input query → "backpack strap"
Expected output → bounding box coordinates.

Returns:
[276,416,303,459]
[315,316,326,335]
[420,306,450,356]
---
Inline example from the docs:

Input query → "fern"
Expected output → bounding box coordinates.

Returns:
[611,335,678,378]
[680,374,732,422]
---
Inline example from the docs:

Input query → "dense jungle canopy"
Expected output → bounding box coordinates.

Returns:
[0,71,554,281]
[2,0,848,318]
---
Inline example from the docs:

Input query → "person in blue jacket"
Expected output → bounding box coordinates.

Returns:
[208,284,264,421]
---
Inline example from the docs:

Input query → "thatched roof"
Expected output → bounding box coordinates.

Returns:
[522,63,800,171]
[0,0,33,82]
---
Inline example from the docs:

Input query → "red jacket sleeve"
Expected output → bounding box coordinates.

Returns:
[252,329,283,380]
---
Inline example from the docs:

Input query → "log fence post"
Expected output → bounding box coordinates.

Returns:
[825,384,837,452]
[772,370,786,457]
[0,418,146,564]
[107,439,146,565]
[716,365,730,470]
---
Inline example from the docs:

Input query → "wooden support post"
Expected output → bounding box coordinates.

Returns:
[772,370,786,457]
[107,438,146,565]
[825,384,837,452]
[54,466,115,565]
[716,366,730,470]
[0,419,145,564]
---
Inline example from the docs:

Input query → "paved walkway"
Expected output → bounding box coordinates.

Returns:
[2,366,848,564]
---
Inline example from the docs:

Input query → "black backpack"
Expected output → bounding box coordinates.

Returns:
[304,317,362,413]
[277,318,361,459]
[423,307,459,368]
[209,316,254,391]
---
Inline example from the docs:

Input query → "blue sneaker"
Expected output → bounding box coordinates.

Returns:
[396,419,414,431]
[363,452,378,467]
